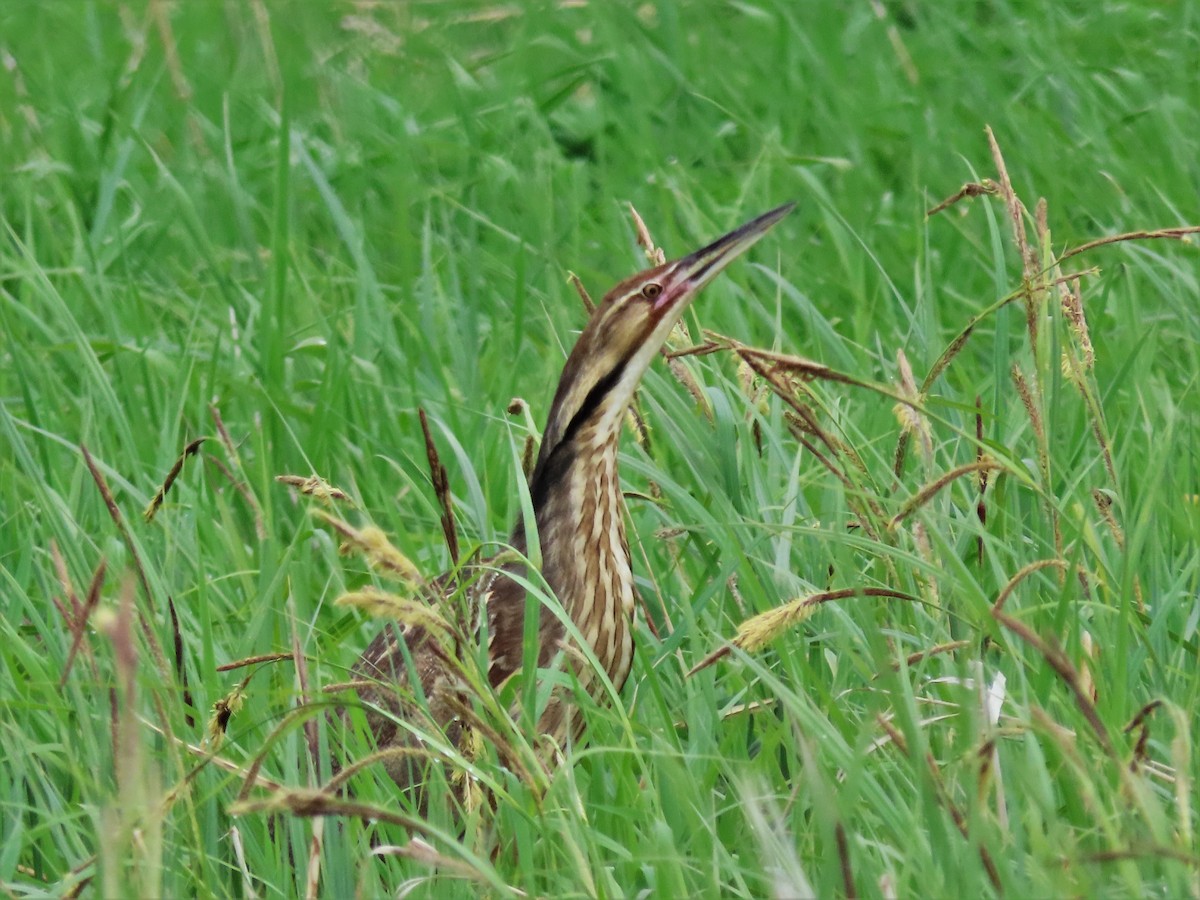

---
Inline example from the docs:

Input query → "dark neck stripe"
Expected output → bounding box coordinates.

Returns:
[559,360,625,448]
[529,348,636,512]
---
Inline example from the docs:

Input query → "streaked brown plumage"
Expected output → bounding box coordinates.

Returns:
[351,203,794,795]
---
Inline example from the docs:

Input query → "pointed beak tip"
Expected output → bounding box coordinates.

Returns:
[659,201,796,306]
[761,200,798,228]
[692,200,795,269]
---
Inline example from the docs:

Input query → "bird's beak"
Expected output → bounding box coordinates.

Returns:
[655,201,796,312]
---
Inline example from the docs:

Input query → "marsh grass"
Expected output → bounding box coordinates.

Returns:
[2,2,1199,897]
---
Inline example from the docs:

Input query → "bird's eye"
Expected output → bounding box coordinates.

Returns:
[641,282,663,300]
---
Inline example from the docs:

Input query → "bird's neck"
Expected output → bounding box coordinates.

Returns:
[520,416,636,682]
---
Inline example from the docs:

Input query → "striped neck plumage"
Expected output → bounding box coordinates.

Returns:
[525,202,796,571]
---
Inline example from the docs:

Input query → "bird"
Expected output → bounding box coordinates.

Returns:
[348,202,794,800]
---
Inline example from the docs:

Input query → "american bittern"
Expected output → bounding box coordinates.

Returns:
[352,203,793,795]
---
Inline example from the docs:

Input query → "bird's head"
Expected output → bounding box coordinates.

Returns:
[537,202,795,465]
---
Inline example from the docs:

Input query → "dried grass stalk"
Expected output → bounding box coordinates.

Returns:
[629,203,666,266]
[336,588,455,648]
[144,437,207,522]
[893,348,932,464]
[419,408,460,565]
[890,459,1005,530]
[275,473,351,505]
[688,587,918,676]
[314,512,424,587]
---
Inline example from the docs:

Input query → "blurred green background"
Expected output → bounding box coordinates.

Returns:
[2,1,1198,897]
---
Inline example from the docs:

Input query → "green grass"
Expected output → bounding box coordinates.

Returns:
[2,1,1199,896]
